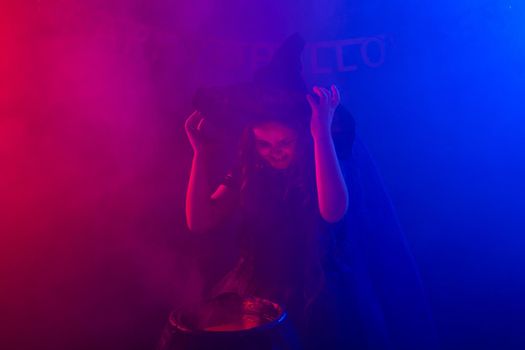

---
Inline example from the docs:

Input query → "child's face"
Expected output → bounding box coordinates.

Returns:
[252,122,298,170]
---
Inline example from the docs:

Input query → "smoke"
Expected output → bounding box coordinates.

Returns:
[2,0,525,349]
[0,2,210,349]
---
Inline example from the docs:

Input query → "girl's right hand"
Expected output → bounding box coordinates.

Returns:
[184,110,207,153]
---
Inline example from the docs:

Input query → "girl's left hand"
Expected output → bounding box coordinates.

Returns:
[307,84,341,139]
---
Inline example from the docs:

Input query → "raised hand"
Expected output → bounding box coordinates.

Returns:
[184,110,207,153]
[306,84,341,139]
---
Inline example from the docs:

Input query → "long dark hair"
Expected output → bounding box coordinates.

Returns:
[233,109,326,316]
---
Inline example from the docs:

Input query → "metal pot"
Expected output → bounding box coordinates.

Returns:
[158,293,302,350]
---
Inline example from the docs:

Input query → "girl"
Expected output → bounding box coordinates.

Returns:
[184,85,377,349]
[179,34,437,350]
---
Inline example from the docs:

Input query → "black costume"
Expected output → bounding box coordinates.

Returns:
[164,34,438,350]
[210,156,379,349]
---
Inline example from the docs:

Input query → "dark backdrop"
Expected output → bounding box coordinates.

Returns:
[1,1,524,349]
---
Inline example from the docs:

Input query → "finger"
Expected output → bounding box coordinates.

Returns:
[196,117,205,131]
[330,85,340,106]
[306,94,316,108]
[313,86,328,103]
[189,110,201,120]
[319,87,331,102]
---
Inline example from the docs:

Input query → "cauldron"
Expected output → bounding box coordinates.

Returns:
[158,293,302,350]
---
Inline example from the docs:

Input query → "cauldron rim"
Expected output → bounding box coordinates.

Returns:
[169,294,287,336]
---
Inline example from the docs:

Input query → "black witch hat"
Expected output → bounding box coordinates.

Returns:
[193,33,355,159]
